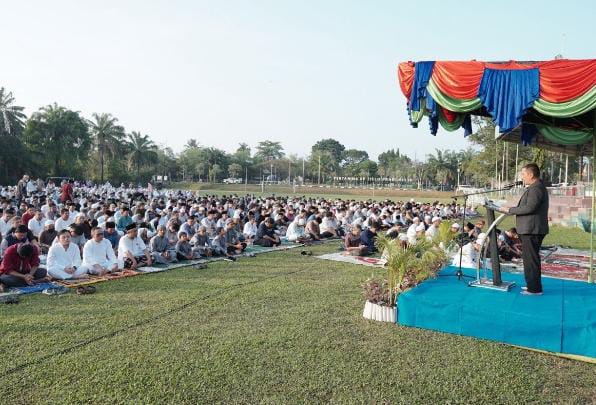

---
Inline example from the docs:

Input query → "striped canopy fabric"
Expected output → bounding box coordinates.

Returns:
[397,59,595,154]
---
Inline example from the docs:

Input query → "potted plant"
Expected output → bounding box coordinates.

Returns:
[362,277,395,322]
[362,234,448,323]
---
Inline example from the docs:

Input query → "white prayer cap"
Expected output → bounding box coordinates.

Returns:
[45,219,55,226]
[450,223,460,229]
[298,218,306,226]
[432,216,441,223]
[415,224,425,232]
[424,215,431,220]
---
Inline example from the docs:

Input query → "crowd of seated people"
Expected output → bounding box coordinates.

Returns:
[0,176,486,292]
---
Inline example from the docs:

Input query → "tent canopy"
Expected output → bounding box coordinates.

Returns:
[397,59,595,156]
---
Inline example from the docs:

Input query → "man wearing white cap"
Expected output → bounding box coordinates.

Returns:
[38,220,57,254]
[286,218,309,243]
[406,217,421,245]
[425,217,441,240]
[452,232,486,268]
[412,223,426,244]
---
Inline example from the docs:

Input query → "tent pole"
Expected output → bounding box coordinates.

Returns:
[515,144,519,180]
[558,153,562,183]
[590,112,595,283]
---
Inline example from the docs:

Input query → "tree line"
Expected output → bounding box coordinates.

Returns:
[0,87,587,187]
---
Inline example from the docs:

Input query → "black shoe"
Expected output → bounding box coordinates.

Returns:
[520,290,543,296]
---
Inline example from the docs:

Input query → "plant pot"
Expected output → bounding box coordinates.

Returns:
[362,300,396,323]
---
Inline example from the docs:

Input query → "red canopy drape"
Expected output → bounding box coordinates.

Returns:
[397,59,596,103]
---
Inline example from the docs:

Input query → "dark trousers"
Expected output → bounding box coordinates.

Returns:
[123,255,149,269]
[0,268,48,287]
[254,238,280,247]
[520,234,545,293]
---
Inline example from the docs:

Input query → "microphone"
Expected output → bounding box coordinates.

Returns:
[503,180,523,189]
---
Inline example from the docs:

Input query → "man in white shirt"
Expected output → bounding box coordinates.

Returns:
[452,233,485,268]
[286,218,309,243]
[242,216,258,241]
[47,230,89,280]
[406,217,421,244]
[82,227,118,275]
[54,208,74,232]
[25,179,36,195]
[118,223,153,269]
[425,217,441,240]
[27,209,45,238]
[320,211,340,238]
[201,210,217,238]
[67,203,79,221]
[0,208,15,238]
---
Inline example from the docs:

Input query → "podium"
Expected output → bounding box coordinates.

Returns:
[468,202,516,291]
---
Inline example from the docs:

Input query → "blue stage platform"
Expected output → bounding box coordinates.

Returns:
[397,266,596,360]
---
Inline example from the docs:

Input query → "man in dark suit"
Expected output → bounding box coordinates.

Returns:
[498,163,549,295]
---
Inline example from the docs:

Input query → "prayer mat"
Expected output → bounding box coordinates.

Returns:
[244,241,304,255]
[316,252,386,268]
[9,282,62,295]
[137,259,211,272]
[500,246,592,281]
[55,269,141,288]
[499,261,588,282]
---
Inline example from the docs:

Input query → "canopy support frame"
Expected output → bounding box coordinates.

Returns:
[590,111,595,283]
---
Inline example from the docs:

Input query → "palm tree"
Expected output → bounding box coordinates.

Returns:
[426,149,457,187]
[185,138,200,149]
[127,131,158,180]
[0,87,27,137]
[87,113,125,183]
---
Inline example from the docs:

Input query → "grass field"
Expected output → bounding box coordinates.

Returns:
[1,237,595,403]
[2,188,594,403]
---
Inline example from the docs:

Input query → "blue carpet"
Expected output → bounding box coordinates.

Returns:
[397,265,596,359]
[10,282,61,295]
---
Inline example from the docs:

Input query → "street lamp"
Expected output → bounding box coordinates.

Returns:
[269,156,274,183]
[457,160,461,189]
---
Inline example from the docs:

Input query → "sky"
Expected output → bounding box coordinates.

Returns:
[2,0,595,161]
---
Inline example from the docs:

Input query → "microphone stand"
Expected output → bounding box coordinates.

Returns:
[451,183,519,281]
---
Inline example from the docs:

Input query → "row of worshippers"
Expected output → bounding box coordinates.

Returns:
[0,220,244,291]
